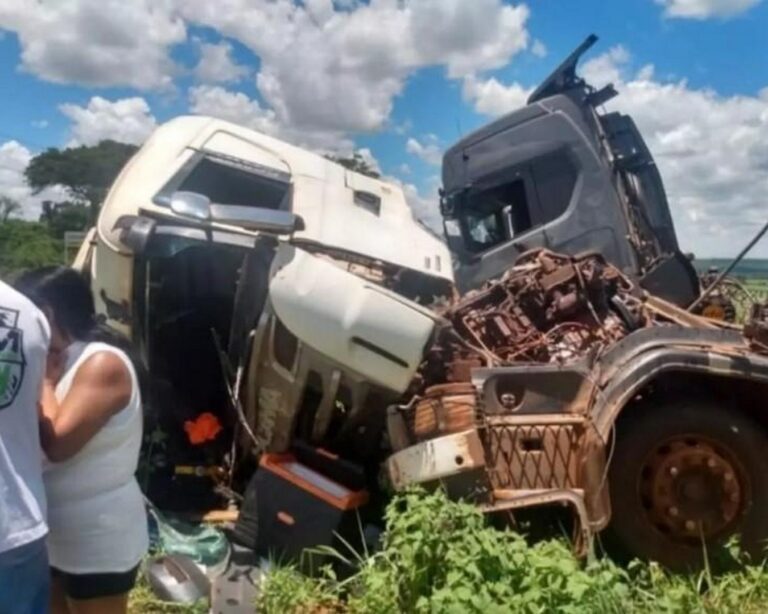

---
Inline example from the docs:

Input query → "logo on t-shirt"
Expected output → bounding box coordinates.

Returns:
[0,307,25,410]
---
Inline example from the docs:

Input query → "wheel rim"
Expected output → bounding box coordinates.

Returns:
[638,435,749,544]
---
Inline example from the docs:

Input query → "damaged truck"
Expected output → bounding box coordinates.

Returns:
[76,34,768,571]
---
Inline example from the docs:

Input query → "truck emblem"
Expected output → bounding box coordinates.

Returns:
[0,307,25,411]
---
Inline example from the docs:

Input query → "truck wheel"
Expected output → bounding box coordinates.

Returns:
[607,400,768,570]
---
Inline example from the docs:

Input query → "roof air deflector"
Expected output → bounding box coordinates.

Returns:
[527,34,598,104]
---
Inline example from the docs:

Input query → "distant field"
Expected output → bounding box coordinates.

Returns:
[694,258,768,279]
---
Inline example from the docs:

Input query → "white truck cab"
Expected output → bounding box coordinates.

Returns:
[79,116,453,509]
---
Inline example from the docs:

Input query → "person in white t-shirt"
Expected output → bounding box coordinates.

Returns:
[0,279,51,614]
[17,268,148,614]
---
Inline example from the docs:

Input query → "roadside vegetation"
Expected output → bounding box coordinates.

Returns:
[255,489,768,614]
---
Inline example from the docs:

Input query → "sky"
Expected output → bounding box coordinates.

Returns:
[1,0,767,257]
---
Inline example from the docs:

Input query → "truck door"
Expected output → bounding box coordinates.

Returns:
[445,163,548,292]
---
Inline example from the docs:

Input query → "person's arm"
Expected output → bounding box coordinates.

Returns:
[39,351,132,462]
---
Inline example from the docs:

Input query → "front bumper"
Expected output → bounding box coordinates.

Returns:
[386,429,486,491]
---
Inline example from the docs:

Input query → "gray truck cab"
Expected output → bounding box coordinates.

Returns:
[441,35,699,307]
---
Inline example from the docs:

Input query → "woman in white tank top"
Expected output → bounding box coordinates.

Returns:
[18,268,148,614]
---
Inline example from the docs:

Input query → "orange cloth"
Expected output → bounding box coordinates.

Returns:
[184,412,222,445]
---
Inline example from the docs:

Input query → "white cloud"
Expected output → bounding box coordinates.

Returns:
[1,1,531,147]
[398,176,443,232]
[31,120,48,129]
[194,41,249,83]
[462,75,532,117]
[581,45,631,89]
[406,135,442,166]
[0,0,185,90]
[187,85,353,152]
[188,85,277,134]
[531,39,547,58]
[177,0,530,137]
[578,47,768,257]
[59,97,157,146]
[655,0,762,19]
[0,141,68,220]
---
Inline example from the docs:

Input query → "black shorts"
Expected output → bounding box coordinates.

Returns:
[51,564,140,600]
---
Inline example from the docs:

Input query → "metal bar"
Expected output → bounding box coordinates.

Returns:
[688,218,768,313]
[484,414,586,426]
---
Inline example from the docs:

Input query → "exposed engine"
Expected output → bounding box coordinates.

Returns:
[413,249,645,391]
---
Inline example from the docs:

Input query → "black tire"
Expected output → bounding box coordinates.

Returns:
[606,400,768,571]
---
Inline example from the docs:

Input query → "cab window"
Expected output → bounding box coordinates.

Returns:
[178,157,289,209]
[460,179,532,253]
[155,152,291,211]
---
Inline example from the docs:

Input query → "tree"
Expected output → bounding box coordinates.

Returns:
[25,140,138,222]
[40,201,91,239]
[0,196,21,223]
[325,153,380,179]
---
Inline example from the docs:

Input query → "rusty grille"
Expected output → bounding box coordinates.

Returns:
[484,421,583,490]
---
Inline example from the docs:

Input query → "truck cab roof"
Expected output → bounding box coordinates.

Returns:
[98,115,452,283]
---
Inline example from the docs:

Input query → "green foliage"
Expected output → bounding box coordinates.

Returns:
[258,565,343,613]
[40,200,91,238]
[0,219,63,279]
[325,153,380,179]
[25,140,137,220]
[258,489,768,614]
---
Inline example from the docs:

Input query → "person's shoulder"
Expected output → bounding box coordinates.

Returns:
[0,279,50,343]
[0,278,31,309]
[77,349,132,389]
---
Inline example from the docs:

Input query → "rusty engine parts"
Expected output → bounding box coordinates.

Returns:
[413,249,645,392]
[387,249,648,547]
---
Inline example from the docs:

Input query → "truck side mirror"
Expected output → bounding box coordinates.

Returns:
[170,191,212,220]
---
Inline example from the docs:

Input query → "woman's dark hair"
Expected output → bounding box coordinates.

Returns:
[16,267,97,341]
[16,266,147,390]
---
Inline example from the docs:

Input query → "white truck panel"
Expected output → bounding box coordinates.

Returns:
[269,245,439,393]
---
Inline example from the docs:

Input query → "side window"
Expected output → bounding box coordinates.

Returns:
[456,150,577,255]
[155,152,292,211]
[461,179,532,253]
[178,157,289,209]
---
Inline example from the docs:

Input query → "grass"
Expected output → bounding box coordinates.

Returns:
[125,486,768,614]
[256,489,768,614]
[126,489,768,612]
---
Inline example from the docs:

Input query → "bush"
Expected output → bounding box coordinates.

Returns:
[0,219,63,279]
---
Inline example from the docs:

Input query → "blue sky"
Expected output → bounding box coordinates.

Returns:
[1,0,767,256]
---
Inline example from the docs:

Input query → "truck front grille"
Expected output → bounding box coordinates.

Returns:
[484,419,584,490]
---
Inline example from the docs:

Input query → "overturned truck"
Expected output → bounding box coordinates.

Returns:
[77,36,768,571]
